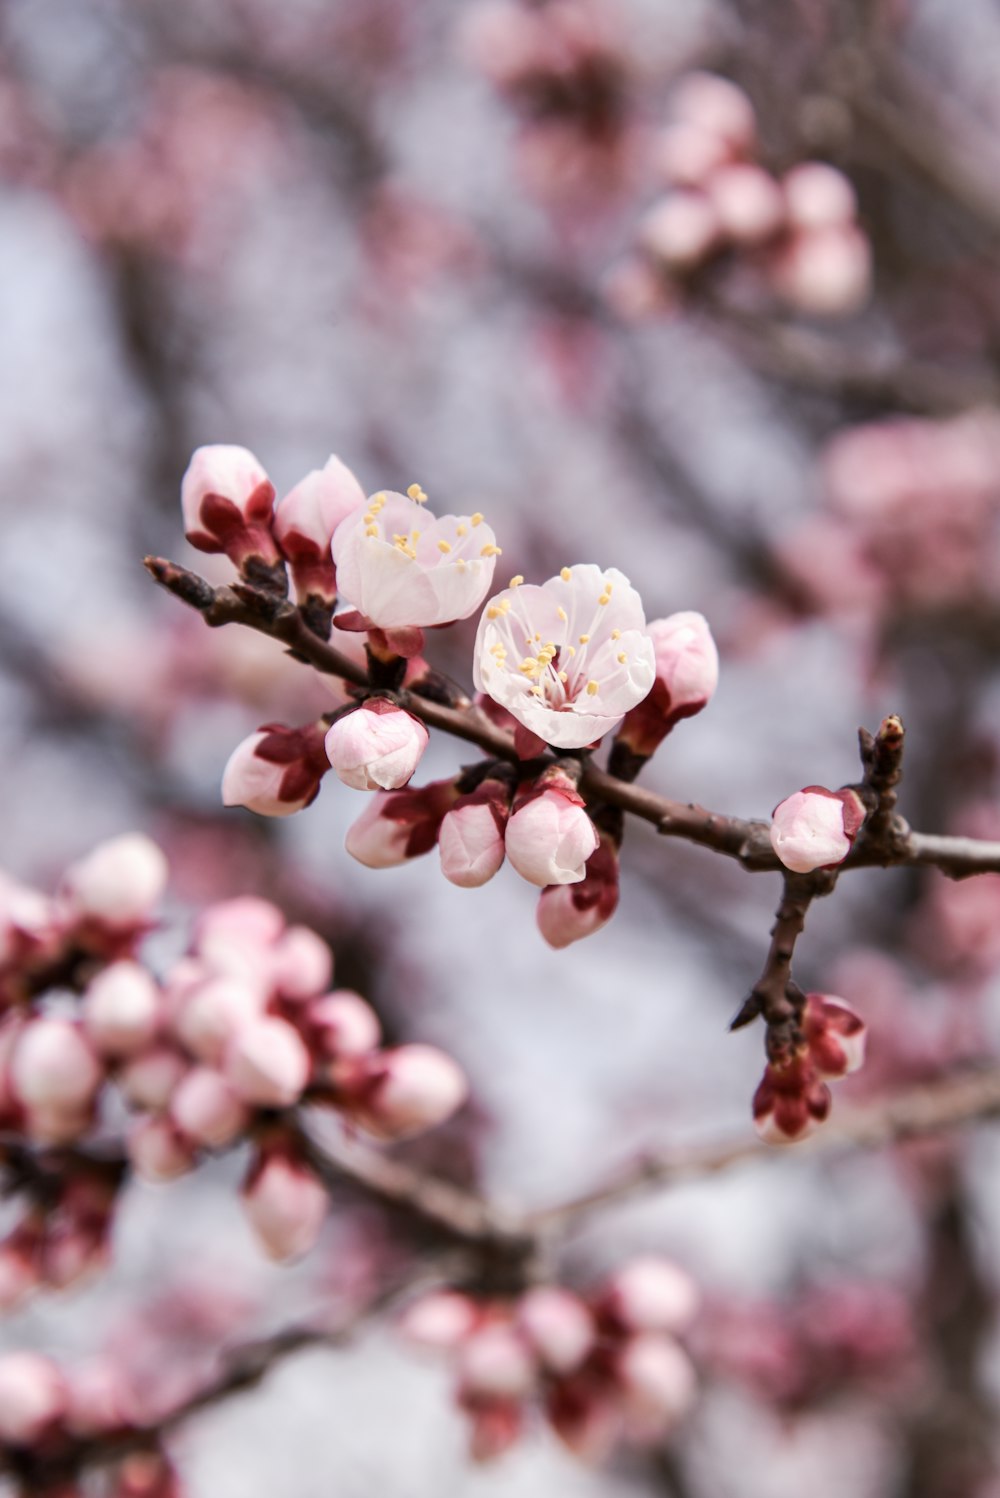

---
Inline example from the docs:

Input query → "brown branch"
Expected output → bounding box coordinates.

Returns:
[144,556,1000,880]
[527,1064,1000,1232]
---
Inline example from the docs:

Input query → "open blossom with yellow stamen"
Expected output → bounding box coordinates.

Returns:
[331,488,500,629]
[473,565,656,750]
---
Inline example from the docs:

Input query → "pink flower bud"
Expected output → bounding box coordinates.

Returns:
[128,1118,195,1182]
[770,224,871,317]
[118,1047,186,1111]
[458,1324,537,1401]
[274,456,367,603]
[770,785,866,873]
[193,897,285,962]
[655,123,732,188]
[505,786,598,888]
[707,162,785,245]
[398,1291,480,1350]
[603,1258,700,1335]
[537,835,619,947]
[60,834,167,930]
[112,1451,181,1498]
[171,1066,249,1148]
[438,781,510,888]
[180,443,280,569]
[753,1053,831,1143]
[173,975,264,1064]
[11,1019,102,1113]
[616,1334,697,1438]
[65,1361,137,1437]
[82,961,160,1058]
[241,1147,329,1261]
[325,701,429,791]
[617,611,719,761]
[783,162,857,231]
[639,191,719,271]
[348,1044,468,1140]
[671,72,756,154]
[0,874,52,967]
[344,781,457,868]
[222,724,329,817]
[306,990,381,1059]
[803,993,866,1078]
[224,1017,311,1107]
[0,1352,66,1445]
[269,926,333,1001]
[517,1287,595,1374]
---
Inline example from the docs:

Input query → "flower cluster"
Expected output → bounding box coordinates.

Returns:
[0,1348,181,1496]
[0,835,468,1295]
[615,72,871,320]
[399,1256,699,1461]
[753,994,867,1143]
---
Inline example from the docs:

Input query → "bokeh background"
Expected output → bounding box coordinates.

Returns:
[3,0,1000,1492]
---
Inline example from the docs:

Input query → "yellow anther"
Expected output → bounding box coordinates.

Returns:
[480,543,501,557]
[487,606,502,620]
[586,679,599,695]
[567,646,576,657]
[370,492,386,511]
[611,628,621,640]
[579,634,590,644]
[560,566,572,582]
[438,539,452,554]
[412,530,422,541]
[534,632,541,641]
[499,598,511,614]
[509,575,524,588]
[617,652,628,664]
[365,526,378,537]
[557,606,568,622]
[456,524,468,537]
[471,512,484,527]
[598,594,611,606]
[558,671,569,683]
[604,582,613,594]
[363,513,375,526]
[407,483,428,503]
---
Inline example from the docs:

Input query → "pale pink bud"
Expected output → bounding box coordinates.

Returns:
[128,1117,196,1182]
[458,1324,537,1400]
[325,701,429,791]
[770,786,866,873]
[0,1352,66,1445]
[118,1047,186,1111]
[517,1287,595,1374]
[241,1148,329,1261]
[270,926,333,1001]
[616,1334,697,1437]
[707,162,785,245]
[398,1291,480,1350]
[771,224,871,317]
[274,455,366,574]
[193,897,285,962]
[639,191,719,271]
[350,1044,468,1140]
[671,72,756,153]
[0,875,52,967]
[170,1066,249,1148]
[655,123,732,188]
[803,993,867,1078]
[438,788,508,888]
[307,990,381,1058]
[224,1016,311,1107]
[180,443,279,566]
[173,975,264,1064]
[344,781,456,868]
[537,835,619,948]
[505,788,598,887]
[11,1019,102,1113]
[222,726,328,817]
[65,1361,136,1437]
[604,1258,700,1335]
[60,833,167,929]
[82,961,160,1058]
[783,162,857,230]
[650,612,719,715]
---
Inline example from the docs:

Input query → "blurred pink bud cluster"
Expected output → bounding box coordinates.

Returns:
[617,73,870,319]
[0,841,469,1290]
[399,1255,699,1461]
[699,1278,917,1411]
[458,0,636,208]
[0,1347,181,1493]
[778,410,1000,624]
[753,994,867,1143]
[769,785,867,874]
